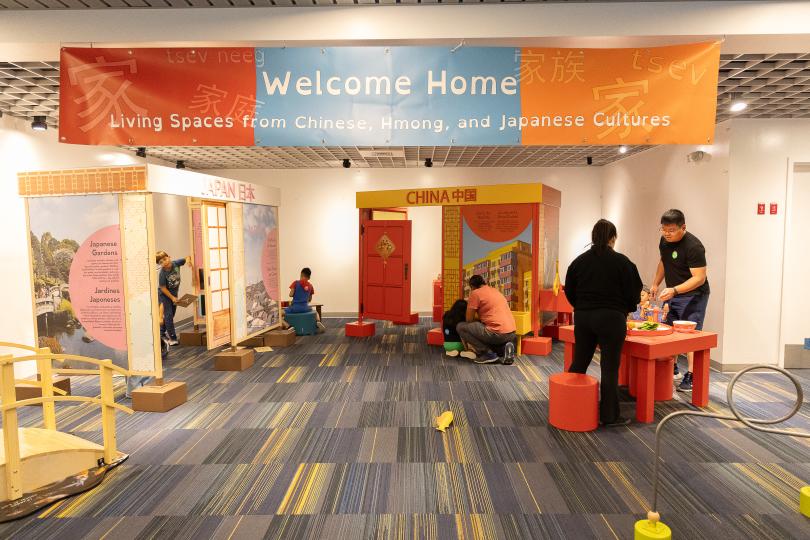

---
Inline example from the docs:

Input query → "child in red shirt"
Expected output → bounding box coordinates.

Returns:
[283,267,325,332]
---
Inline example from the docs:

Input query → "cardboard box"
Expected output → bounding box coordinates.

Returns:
[15,375,71,402]
[240,334,268,348]
[179,330,206,346]
[265,328,297,347]
[131,381,187,412]
[214,348,255,371]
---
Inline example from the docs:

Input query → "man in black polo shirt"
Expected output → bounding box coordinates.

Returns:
[650,209,709,392]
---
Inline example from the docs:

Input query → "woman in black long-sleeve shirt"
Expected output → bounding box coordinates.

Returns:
[564,219,643,427]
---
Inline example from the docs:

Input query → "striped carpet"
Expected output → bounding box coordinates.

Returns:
[2,318,810,539]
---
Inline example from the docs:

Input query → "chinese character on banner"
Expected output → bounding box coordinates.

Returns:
[592,78,652,140]
[451,189,465,202]
[551,50,585,83]
[190,84,229,115]
[67,57,148,133]
[227,94,265,122]
[516,51,547,84]
[464,189,477,202]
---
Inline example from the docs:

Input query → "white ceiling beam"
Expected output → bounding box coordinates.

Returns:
[1,3,810,60]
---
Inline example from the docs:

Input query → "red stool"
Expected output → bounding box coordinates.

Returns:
[654,356,675,401]
[549,372,599,432]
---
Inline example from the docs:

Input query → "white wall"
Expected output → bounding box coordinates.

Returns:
[0,115,148,376]
[602,122,731,363]
[209,167,603,314]
[152,193,195,324]
[725,119,810,367]
[781,169,810,354]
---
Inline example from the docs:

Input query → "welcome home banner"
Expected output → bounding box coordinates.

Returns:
[59,43,720,147]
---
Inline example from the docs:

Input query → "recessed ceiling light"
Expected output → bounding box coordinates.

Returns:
[730,101,748,112]
[31,116,47,131]
[619,146,628,154]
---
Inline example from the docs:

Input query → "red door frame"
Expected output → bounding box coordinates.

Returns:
[358,208,412,324]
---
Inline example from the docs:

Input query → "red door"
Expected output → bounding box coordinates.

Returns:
[362,220,412,323]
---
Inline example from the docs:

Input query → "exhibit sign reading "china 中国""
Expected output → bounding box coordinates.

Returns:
[59,43,720,147]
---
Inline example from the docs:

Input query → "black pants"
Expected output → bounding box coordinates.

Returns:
[569,309,627,424]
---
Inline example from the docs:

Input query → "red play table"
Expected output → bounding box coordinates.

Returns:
[557,325,718,423]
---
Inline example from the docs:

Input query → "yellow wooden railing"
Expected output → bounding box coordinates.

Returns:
[0,347,133,501]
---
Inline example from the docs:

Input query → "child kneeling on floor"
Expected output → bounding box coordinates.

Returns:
[442,299,468,357]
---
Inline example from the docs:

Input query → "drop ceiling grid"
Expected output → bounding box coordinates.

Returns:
[2,53,810,168]
[0,0,752,8]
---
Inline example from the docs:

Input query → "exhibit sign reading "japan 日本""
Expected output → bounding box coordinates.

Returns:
[59,43,720,147]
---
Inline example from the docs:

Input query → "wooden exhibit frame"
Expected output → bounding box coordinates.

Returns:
[353,183,560,344]
[228,203,283,347]
[187,199,207,329]
[18,165,281,376]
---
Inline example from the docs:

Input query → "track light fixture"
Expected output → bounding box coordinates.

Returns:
[586,156,593,166]
[136,147,146,158]
[343,158,351,169]
[424,158,433,168]
[31,116,47,131]
[619,146,628,154]
[176,160,186,169]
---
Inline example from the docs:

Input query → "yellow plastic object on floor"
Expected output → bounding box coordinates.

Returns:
[634,512,672,540]
[801,486,810,517]
[434,411,454,433]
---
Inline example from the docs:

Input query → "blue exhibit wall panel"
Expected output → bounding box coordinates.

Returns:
[252,47,522,146]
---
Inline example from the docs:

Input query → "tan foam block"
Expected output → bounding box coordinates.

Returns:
[214,348,255,371]
[131,381,187,412]
[265,328,296,347]
[15,376,71,402]
[179,330,206,346]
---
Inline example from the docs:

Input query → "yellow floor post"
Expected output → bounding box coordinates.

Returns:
[37,348,56,430]
[99,361,117,465]
[1,358,23,500]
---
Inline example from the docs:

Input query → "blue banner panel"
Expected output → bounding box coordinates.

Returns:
[253,47,521,146]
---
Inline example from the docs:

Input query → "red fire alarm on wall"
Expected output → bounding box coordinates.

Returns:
[770,203,778,215]
[757,203,765,215]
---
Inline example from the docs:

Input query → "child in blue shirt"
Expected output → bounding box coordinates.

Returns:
[284,267,325,332]
[156,250,192,345]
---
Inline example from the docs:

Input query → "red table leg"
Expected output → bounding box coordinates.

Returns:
[618,352,629,386]
[564,342,575,371]
[628,356,638,397]
[635,357,656,423]
[692,349,711,407]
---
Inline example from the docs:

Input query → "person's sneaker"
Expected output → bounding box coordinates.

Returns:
[168,339,179,346]
[677,372,693,392]
[502,342,516,365]
[474,351,500,364]
[460,350,477,360]
[601,416,632,428]
[316,321,326,333]
[445,349,460,357]
[673,362,683,381]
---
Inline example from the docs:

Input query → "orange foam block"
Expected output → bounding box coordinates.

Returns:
[345,321,376,337]
[521,336,553,356]
[427,328,444,346]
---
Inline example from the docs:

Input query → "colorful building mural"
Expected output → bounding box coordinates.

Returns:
[463,240,532,311]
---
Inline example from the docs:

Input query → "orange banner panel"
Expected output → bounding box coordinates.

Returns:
[519,42,720,145]
[59,48,256,146]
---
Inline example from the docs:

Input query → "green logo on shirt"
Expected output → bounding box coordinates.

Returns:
[672,251,678,259]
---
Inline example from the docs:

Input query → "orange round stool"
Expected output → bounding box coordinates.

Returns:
[549,372,599,432]
[654,357,675,401]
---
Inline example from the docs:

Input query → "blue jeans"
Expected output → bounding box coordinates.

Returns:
[285,302,312,315]
[159,294,177,340]
[666,294,709,330]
